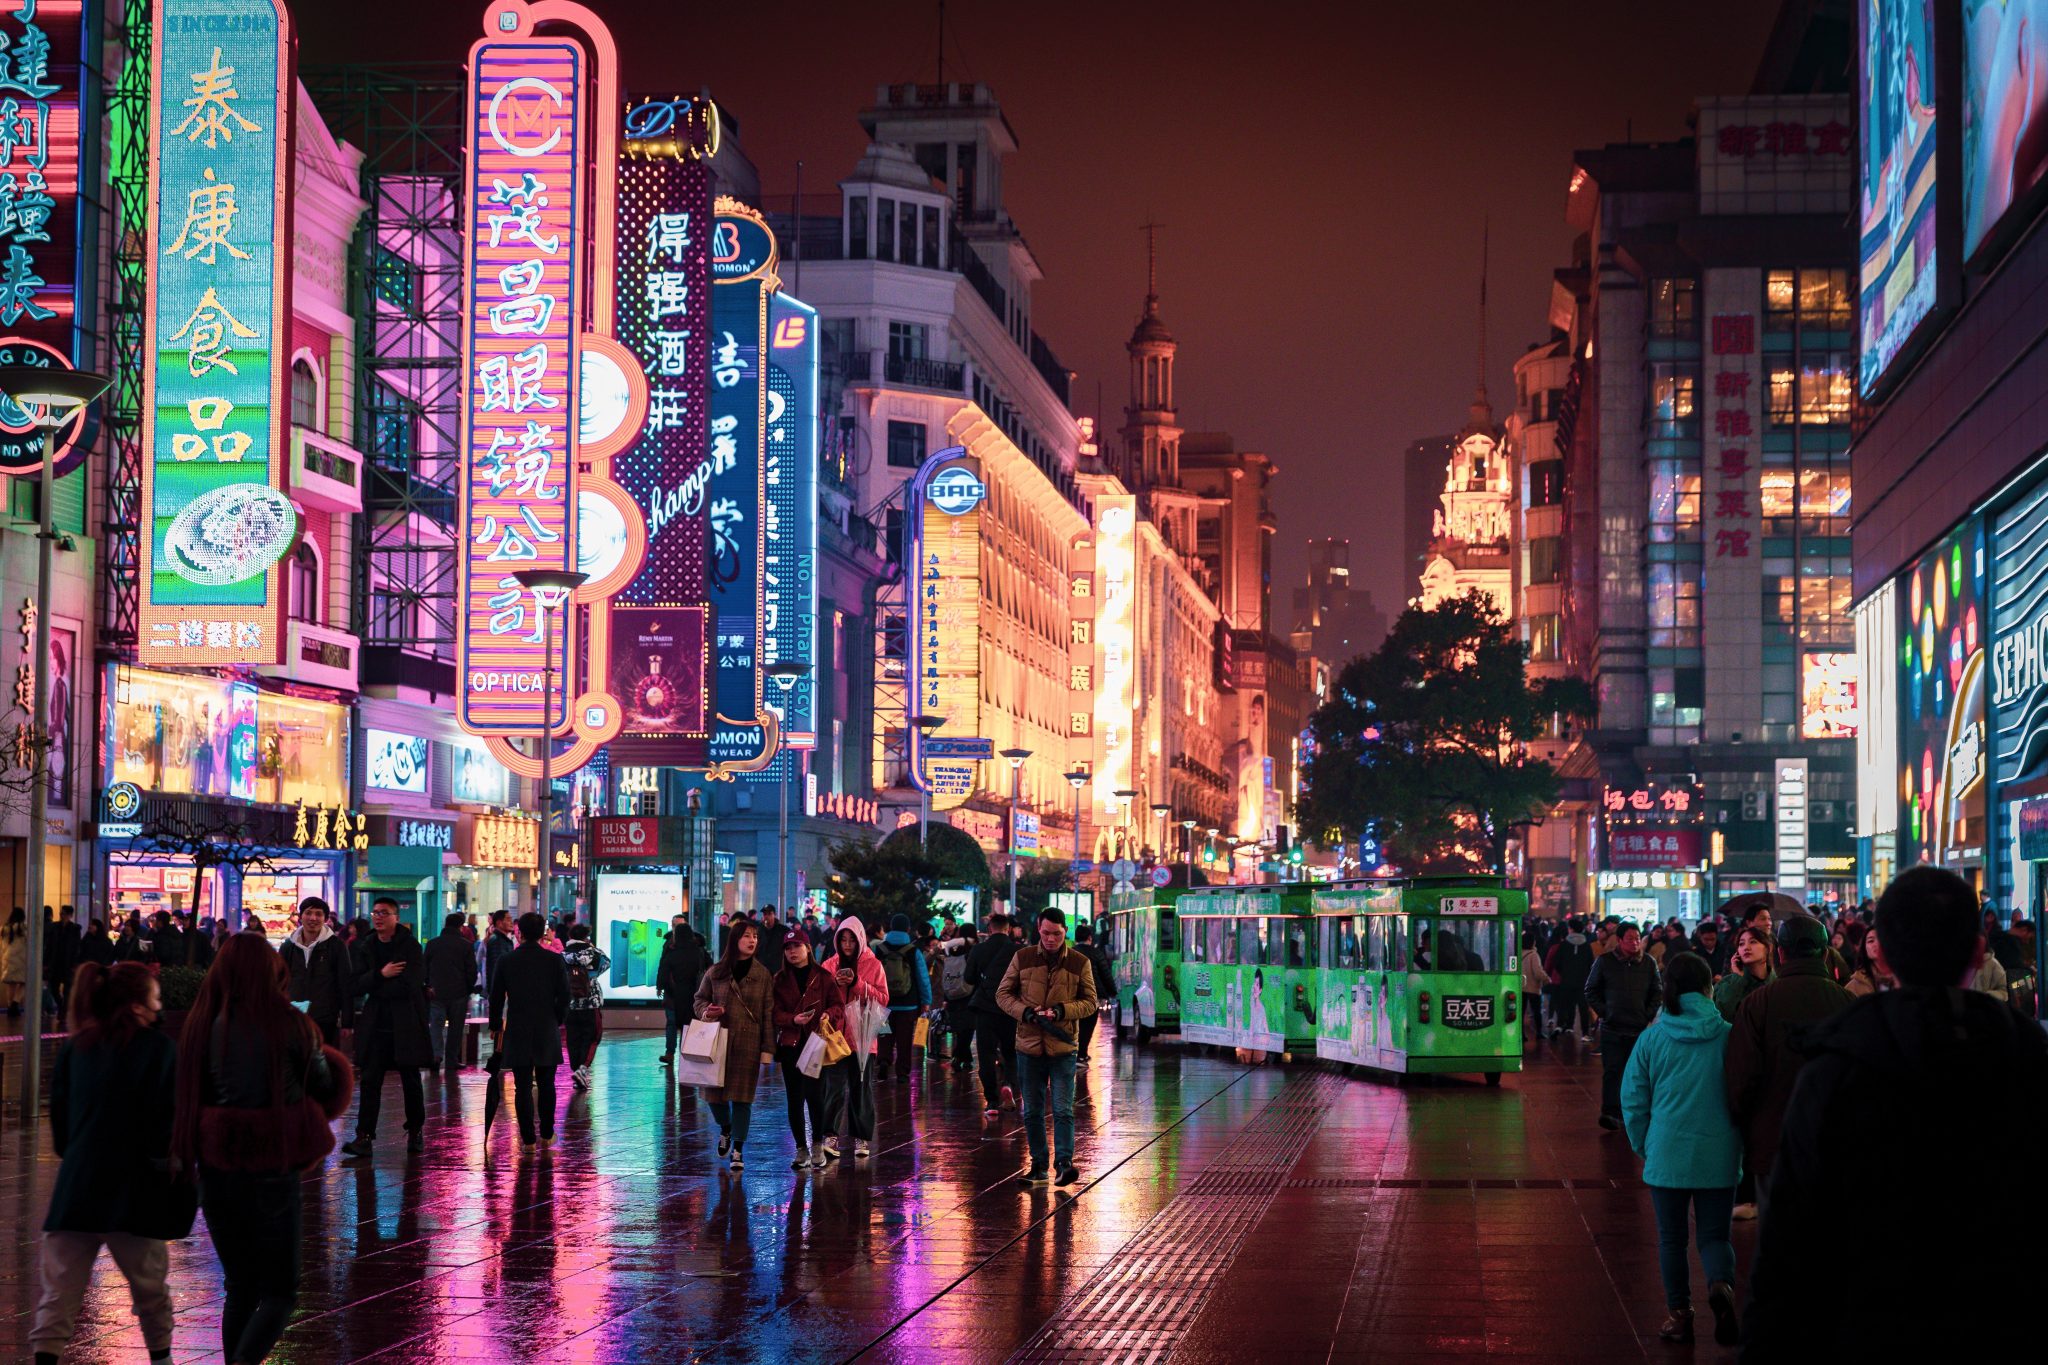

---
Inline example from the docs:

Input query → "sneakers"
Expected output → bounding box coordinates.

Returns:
[1731,1201,1758,1221]
[999,1085,1016,1111]
[539,1133,556,1147]
[659,1053,674,1066]
[809,1146,828,1168]
[854,1140,871,1159]
[717,1133,732,1158]
[406,1130,426,1154]
[340,1136,374,1158]
[1707,1280,1740,1346]
[1022,1164,1051,1184]
[792,1146,813,1169]
[820,1140,842,1160]
[571,1066,591,1091]
[1055,1165,1080,1186]
[1658,1308,1694,1343]
[728,1147,744,1171]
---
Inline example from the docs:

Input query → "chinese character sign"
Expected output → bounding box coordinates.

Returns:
[457,39,584,736]
[138,0,295,666]
[1094,494,1137,819]
[703,198,777,770]
[609,98,714,765]
[0,0,89,476]
[748,289,819,784]
[909,446,982,809]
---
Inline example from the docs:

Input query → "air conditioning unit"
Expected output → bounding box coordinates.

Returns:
[1741,791,1767,821]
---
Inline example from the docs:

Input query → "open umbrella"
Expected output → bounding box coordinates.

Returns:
[481,1049,506,1140]
[1713,890,1806,923]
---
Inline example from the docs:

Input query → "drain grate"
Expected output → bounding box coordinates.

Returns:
[1008,1074,1342,1364]
[1279,1176,1579,1191]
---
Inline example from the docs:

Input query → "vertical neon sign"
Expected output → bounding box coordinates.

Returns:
[750,288,819,783]
[137,0,294,666]
[908,444,984,810]
[1093,494,1136,819]
[608,95,715,766]
[0,0,90,477]
[456,34,584,737]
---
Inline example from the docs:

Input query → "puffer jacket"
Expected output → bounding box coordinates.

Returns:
[1619,991,1742,1190]
[996,939,1098,1057]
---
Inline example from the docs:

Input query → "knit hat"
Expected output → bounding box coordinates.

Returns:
[1776,913,1828,958]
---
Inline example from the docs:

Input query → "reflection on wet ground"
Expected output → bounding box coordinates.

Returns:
[2,1029,1748,1362]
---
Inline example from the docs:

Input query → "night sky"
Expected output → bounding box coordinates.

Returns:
[296,0,1784,641]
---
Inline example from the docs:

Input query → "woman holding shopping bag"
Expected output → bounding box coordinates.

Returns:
[772,932,848,1168]
[821,916,889,1161]
[693,919,774,1170]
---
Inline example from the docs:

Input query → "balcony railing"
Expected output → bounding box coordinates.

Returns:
[884,353,964,392]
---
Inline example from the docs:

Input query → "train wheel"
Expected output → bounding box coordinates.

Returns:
[1485,1070,1502,1088]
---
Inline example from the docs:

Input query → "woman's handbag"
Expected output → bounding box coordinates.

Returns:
[680,1018,722,1062]
[816,1016,853,1065]
[796,1029,828,1078]
[674,1026,727,1087]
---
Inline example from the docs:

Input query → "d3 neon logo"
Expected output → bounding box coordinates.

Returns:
[927,467,987,516]
[771,315,808,349]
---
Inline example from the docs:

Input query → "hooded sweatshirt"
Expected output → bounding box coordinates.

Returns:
[1545,931,1594,989]
[1619,990,1741,1190]
[876,927,932,1013]
[830,916,890,1055]
[281,921,353,1026]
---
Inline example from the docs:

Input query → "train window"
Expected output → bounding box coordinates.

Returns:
[1389,917,1409,971]
[1266,918,1286,966]
[1364,917,1383,971]
[1207,917,1231,965]
[1159,910,1177,951]
[1287,921,1309,968]
[1336,918,1358,969]
[1187,919,1205,962]
[1241,918,1265,965]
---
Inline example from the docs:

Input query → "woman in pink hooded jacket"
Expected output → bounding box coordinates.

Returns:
[819,916,888,1159]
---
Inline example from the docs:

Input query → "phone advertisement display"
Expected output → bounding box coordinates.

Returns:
[595,873,685,1003]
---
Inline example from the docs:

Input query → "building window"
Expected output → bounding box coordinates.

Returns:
[1649,364,1698,438]
[900,204,918,264]
[922,205,942,267]
[1648,561,1701,649]
[886,420,926,469]
[291,360,320,430]
[1798,353,1852,425]
[888,321,928,360]
[1766,269,1797,333]
[288,543,320,625]
[1527,535,1563,585]
[848,196,868,260]
[368,379,418,469]
[1528,613,1563,662]
[1799,268,1852,332]
[1650,277,1698,339]
[875,197,895,262]
[1528,458,1564,507]
[832,610,846,669]
[1648,461,1701,543]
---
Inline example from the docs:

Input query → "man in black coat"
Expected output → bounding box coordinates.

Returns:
[1743,867,2048,1361]
[44,905,82,1016]
[966,913,1021,1114]
[280,897,354,1045]
[655,915,708,1065]
[489,911,571,1148]
[1073,923,1115,1064]
[1584,922,1660,1130]
[422,912,479,1074]
[479,909,517,1006]
[341,898,430,1156]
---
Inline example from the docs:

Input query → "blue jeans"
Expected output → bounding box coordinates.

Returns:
[1016,1050,1077,1168]
[1648,1185,1736,1309]
[708,1099,752,1150]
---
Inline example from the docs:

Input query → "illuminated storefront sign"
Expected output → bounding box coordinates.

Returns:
[367,814,455,852]
[815,791,877,826]
[703,198,780,772]
[456,32,584,737]
[139,0,296,666]
[0,0,90,476]
[1093,494,1137,820]
[749,288,819,781]
[292,802,369,852]
[1801,652,1859,739]
[1607,829,1703,870]
[464,812,540,869]
[1898,520,1986,864]
[1859,0,1939,394]
[1600,782,1700,817]
[1775,758,1809,893]
[908,444,981,809]
[1992,479,2048,791]
[364,728,428,794]
[610,95,715,766]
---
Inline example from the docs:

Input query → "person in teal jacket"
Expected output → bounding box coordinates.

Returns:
[1621,952,1743,1348]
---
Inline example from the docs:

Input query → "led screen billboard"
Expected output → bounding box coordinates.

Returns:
[907,445,982,810]
[1897,518,1986,866]
[1859,0,1940,394]
[1962,0,2048,256]
[748,289,819,783]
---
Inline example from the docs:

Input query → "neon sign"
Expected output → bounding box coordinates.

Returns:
[0,0,88,476]
[137,0,294,666]
[1093,494,1137,818]
[908,444,981,809]
[748,289,819,781]
[456,33,584,737]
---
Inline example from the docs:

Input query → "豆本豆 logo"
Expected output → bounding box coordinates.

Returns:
[927,467,987,516]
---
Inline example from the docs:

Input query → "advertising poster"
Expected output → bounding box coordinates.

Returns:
[595,872,684,1002]
[139,0,296,665]
[1801,652,1860,738]
[610,606,707,739]
[451,742,506,805]
[1859,0,1940,394]
[1962,0,2048,256]
[907,446,984,809]
[366,729,429,794]
[48,623,76,809]
[1991,476,2048,790]
[1898,519,1986,864]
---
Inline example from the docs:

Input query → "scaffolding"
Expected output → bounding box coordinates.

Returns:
[302,64,469,663]
[99,0,150,654]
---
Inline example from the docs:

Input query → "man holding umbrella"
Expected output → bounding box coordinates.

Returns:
[487,912,571,1151]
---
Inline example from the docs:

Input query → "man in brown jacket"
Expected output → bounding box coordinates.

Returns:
[997,907,1098,1186]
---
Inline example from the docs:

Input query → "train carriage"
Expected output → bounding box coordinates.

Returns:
[1101,888,1185,1036]
[1175,886,1319,1054]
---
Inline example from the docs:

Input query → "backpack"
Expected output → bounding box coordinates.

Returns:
[568,952,594,1002]
[941,950,970,1000]
[879,943,917,1006]
[1557,940,1594,990]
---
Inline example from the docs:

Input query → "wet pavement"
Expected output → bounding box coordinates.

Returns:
[2,1027,1753,1363]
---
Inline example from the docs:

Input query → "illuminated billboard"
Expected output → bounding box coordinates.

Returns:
[609,96,717,766]
[1859,0,1940,394]
[749,289,819,783]
[908,445,982,809]
[1092,493,1137,823]
[1962,0,2048,256]
[0,0,90,477]
[1801,652,1859,739]
[703,198,779,773]
[365,729,429,794]
[1898,519,1985,866]
[456,35,584,737]
[138,0,296,666]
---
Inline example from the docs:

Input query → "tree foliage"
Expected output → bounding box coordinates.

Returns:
[826,837,939,929]
[1298,591,1594,873]
[880,820,993,900]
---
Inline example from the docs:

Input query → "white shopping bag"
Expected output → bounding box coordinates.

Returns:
[675,1027,727,1087]
[796,1030,828,1079]
[681,1018,723,1063]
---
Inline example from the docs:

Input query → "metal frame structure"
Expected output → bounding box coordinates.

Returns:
[100,0,152,653]
[302,64,468,662]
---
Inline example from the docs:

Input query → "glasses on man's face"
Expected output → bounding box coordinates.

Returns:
[372,909,396,920]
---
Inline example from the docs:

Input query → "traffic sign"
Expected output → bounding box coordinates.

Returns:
[1111,859,1138,882]
[922,735,995,760]
[1150,866,1171,888]
[1073,859,1095,874]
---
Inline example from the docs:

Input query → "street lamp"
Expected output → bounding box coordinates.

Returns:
[510,567,587,925]
[1000,747,1032,911]
[1181,818,1197,877]
[1150,802,1172,865]
[1064,769,1090,886]
[766,663,810,918]
[0,364,110,1123]
[1114,789,1137,860]
[909,714,945,853]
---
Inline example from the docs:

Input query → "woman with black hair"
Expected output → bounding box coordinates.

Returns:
[174,932,353,1365]
[694,918,774,1170]
[1620,951,1743,1346]
[31,962,183,1365]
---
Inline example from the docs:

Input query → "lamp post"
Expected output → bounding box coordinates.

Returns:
[765,663,810,917]
[511,568,587,926]
[1181,818,1197,878]
[1000,747,1032,910]
[1064,769,1089,888]
[1114,789,1137,861]
[908,714,945,853]
[0,364,110,1123]
[1149,802,1172,866]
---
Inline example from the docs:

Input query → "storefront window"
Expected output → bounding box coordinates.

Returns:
[109,666,347,808]
[253,692,348,807]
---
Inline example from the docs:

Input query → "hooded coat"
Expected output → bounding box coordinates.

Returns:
[280,922,354,1027]
[1619,990,1742,1190]
[828,916,890,1057]
[1741,989,2048,1361]
[875,926,931,1014]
